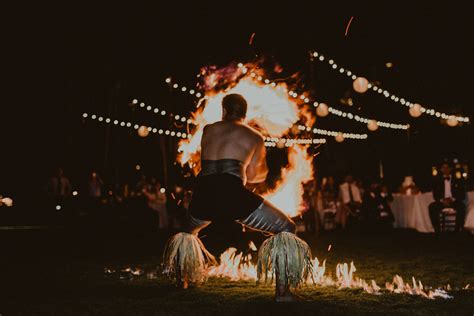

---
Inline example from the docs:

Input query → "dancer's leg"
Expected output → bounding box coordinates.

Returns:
[237,200,295,234]
[237,200,311,301]
[183,215,212,235]
[163,215,214,289]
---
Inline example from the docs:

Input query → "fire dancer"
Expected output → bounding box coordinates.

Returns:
[163,94,312,302]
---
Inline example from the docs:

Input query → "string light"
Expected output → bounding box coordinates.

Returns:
[264,136,327,146]
[311,50,470,123]
[243,70,409,130]
[132,98,194,125]
[297,125,368,140]
[82,113,189,140]
[134,79,368,141]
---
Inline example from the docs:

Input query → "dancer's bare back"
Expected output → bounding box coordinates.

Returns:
[201,121,268,183]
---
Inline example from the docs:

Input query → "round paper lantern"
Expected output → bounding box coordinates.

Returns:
[316,103,329,117]
[353,77,369,93]
[276,140,285,149]
[409,103,422,118]
[367,120,379,131]
[138,125,149,137]
[446,116,459,127]
[335,132,345,143]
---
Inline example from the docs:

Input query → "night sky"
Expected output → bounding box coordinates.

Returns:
[3,2,474,198]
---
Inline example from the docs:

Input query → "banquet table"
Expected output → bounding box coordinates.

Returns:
[391,191,474,233]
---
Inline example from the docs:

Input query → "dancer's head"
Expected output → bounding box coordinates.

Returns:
[222,94,247,121]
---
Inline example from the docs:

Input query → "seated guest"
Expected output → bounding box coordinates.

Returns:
[362,180,394,228]
[47,167,72,202]
[300,181,318,233]
[429,162,466,232]
[338,174,363,228]
[143,182,169,229]
[87,171,104,212]
[356,179,366,197]
[301,188,318,234]
[398,176,420,195]
[135,174,148,195]
[321,176,338,209]
[316,177,338,231]
[379,183,394,208]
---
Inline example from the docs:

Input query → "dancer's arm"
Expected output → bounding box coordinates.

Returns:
[246,136,268,183]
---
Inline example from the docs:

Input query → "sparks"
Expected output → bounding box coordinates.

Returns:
[249,32,256,45]
[345,16,354,37]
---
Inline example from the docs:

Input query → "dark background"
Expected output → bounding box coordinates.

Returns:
[3,2,473,203]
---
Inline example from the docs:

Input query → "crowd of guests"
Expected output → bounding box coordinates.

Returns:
[44,161,468,233]
[301,174,395,233]
[45,168,193,231]
[301,162,468,233]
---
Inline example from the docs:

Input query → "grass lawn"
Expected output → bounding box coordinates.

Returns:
[0,228,472,315]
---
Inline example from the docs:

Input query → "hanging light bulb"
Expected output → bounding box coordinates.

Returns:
[409,103,423,118]
[446,116,459,127]
[367,120,379,131]
[138,125,149,137]
[316,103,329,117]
[353,77,369,93]
[335,132,345,143]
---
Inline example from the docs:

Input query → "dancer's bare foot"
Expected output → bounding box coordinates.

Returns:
[275,285,305,302]
[177,277,189,289]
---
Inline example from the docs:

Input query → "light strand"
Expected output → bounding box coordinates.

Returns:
[311,50,470,123]
[240,67,409,131]
[131,98,193,125]
[82,113,323,146]
[264,137,327,147]
[81,113,190,139]
[296,124,367,140]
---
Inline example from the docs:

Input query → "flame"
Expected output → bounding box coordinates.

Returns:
[177,64,315,217]
[206,248,257,281]
[202,245,453,300]
[262,145,313,217]
[248,241,257,251]
[178,76,300,167]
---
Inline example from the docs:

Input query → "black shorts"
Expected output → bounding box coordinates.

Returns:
[189,174,263,223]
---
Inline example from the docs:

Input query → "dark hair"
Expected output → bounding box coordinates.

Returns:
[440,161,452,168]
[222,94,247,120]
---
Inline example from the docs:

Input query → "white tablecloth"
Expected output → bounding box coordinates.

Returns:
[391,191,474,233]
